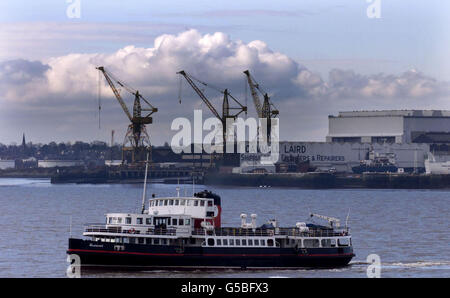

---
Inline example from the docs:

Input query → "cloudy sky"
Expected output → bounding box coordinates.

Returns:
[1,0,449,145]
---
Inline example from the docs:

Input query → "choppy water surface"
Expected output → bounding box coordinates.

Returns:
[0,178,448,278]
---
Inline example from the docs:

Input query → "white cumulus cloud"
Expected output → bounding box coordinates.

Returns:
[0,29,449,144]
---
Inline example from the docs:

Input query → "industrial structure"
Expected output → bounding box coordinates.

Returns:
[326,110,450,144]
[177,70,247,152]
[238,110,450,174]
[243,70,279,142]
[97,66,158,164]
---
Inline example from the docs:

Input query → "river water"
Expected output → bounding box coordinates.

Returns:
[0,178,448,278]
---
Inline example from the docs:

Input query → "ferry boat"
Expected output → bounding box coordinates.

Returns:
[67,188,355,270]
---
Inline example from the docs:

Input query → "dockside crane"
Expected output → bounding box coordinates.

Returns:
[243,70,279,142]
[97,66,158,164]
[177,70,247,149]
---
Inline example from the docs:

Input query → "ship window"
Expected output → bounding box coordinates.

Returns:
[338,238,349,246]
[242,239,247,246]
[207,238,215,246]
[235,239,240,246]
[190,238,196,244]
[179,219,184,225]
[217,239,222,245]
[129,238,136,244]
[175,200,179,206]
[153,238,159,245]
[138,238,144,244]
[159,200,163,206]
[200,200,205,207]
[260,239,265,246]
[331,239,336,247]
[223,239,228,246]
[151,201,154,206]
[185,219,190,226]
[207,200,213,207]
[172,218,178,225]
[186,200,191,206]
[137,218,143,224]
[108,217,112,224]
[164,200,168,206]
[146,218,152,225]
[123,237,129,244]
[206,211,214,217]
[321,239,331,247]
[126,217,131,224]
[229,239,234,246]
[169,199,174,205]
[194,200,199,206]
[254,239,259,246]
[267,239,274,247]
[162,239,167,245]
[180,200,186,206]
[304,239,320,248]
[248,239,253,246]
[118,218,122,224]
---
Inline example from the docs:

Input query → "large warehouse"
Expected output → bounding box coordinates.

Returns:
[326,110,450,144]
[278,142,429,173]
[239,142,429,173]
[238,110,449,174]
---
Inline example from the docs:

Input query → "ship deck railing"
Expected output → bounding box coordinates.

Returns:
[84,224,350,238]
[192,227,350,238]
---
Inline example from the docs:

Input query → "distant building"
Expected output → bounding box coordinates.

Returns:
[279,142,429,173]
[0,160,15,170]
[105,160,122,167]
[327,110,450,144]
[16,157,38,169]
[38,160,85,168]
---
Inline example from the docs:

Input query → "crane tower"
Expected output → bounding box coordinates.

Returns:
[97,66,158,164]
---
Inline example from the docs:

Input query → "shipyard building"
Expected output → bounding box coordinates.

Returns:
[239,110,450,174]
[326,110,450,144]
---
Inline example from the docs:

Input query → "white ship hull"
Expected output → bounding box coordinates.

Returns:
[425,160,450,174]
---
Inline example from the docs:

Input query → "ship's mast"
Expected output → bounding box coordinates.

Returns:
[141,151,150,214]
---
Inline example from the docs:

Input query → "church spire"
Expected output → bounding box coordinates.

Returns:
[22,133,27,156]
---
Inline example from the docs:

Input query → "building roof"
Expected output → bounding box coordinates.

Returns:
[331,110,450,118]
